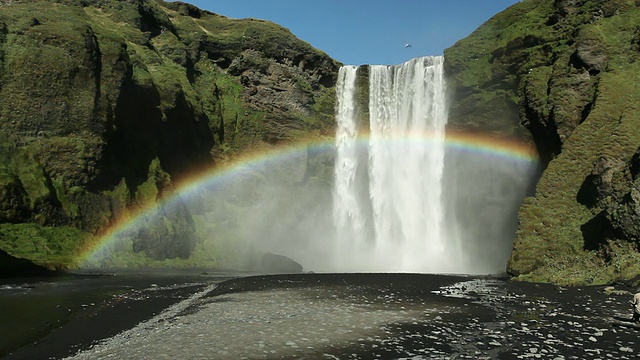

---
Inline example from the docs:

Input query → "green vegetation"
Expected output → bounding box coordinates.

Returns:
[446,0,640,285]
[512,58,640,285]
[0,0,338,271]
[3,0,640,284]
[0,223,91,269]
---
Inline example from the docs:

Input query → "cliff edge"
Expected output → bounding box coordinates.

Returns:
[0,0,338,270]
[445,0,640,285]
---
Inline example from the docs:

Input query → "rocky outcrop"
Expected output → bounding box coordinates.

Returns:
[445,0,605,164]
[256,252,304,274]
[445,0,640,285]
[0,249,55,277]
[7,0,639,284]
[0,0,339,269]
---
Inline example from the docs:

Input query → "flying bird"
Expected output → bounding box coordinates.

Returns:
[404,43,412,48]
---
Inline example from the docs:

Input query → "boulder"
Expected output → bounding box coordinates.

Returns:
[258,252,303,274]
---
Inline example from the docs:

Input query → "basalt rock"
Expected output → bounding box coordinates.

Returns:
[257,252,304,274]
[445,0,640,285]
[0,249,55,277]
[0,0,339,269]
[578,148,640,251]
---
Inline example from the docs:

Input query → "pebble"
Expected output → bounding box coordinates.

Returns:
[62,277,640,359]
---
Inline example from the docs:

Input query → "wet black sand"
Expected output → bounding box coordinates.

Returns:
[3,272,640,359]
[1,270,235,359]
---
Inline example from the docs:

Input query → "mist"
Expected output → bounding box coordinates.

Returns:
[179,138,537,274]
[86,56,538,275]
[191,56,538,275]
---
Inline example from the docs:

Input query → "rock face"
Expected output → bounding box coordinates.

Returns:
[0,249,55,277]
[4,0,640,285]
[0,0,339,269]
[257,252,304,274]
[445,0,640,285]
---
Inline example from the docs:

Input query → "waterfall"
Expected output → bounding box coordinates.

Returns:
[333,56,460,272]
[333,66,367,248]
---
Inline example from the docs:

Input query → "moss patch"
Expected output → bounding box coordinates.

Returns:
[0,0,339,272]
[445,0,640,285]
[0,223,91,269]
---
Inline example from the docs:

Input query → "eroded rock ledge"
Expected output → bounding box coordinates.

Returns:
[445,0,640,285]
[0,0,339,267]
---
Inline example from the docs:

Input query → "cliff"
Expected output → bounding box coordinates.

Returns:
[0,0,338,271]
[445,0,640,285]
[4,0,640,284]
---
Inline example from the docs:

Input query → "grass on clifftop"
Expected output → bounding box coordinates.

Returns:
[0,0,338,271]
[445,0,640,285]
[0,223,91,269]
[511,3,640,285]
[446,0,556,88]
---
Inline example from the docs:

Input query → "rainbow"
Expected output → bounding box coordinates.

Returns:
[79,131,539,265]
[444,130,538,163]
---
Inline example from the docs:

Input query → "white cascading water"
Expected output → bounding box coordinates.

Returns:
[333,66,367,248]
[333,56,461,272]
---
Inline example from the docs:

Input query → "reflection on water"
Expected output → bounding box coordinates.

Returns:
[0,270,237,358]
[2,273,639,359]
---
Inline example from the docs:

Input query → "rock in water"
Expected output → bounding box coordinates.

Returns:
[258,253,303,274]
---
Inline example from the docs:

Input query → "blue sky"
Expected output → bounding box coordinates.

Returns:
[182,1,520,65]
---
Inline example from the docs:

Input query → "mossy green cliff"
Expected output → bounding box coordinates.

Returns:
[3,0,640,285]
[0,0,338,270]
[445,0,640,285]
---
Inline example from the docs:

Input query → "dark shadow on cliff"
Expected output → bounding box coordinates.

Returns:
[0,250,55,278]
[577,174,599,208]
[580,211,609,251]
[87,75,215,193]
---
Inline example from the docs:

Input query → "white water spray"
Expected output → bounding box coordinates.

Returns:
[84,55,537,274]
[333,56,460,272]
[333,66,368,250]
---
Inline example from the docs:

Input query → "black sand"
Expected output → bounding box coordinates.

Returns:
[3,272,640,359]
